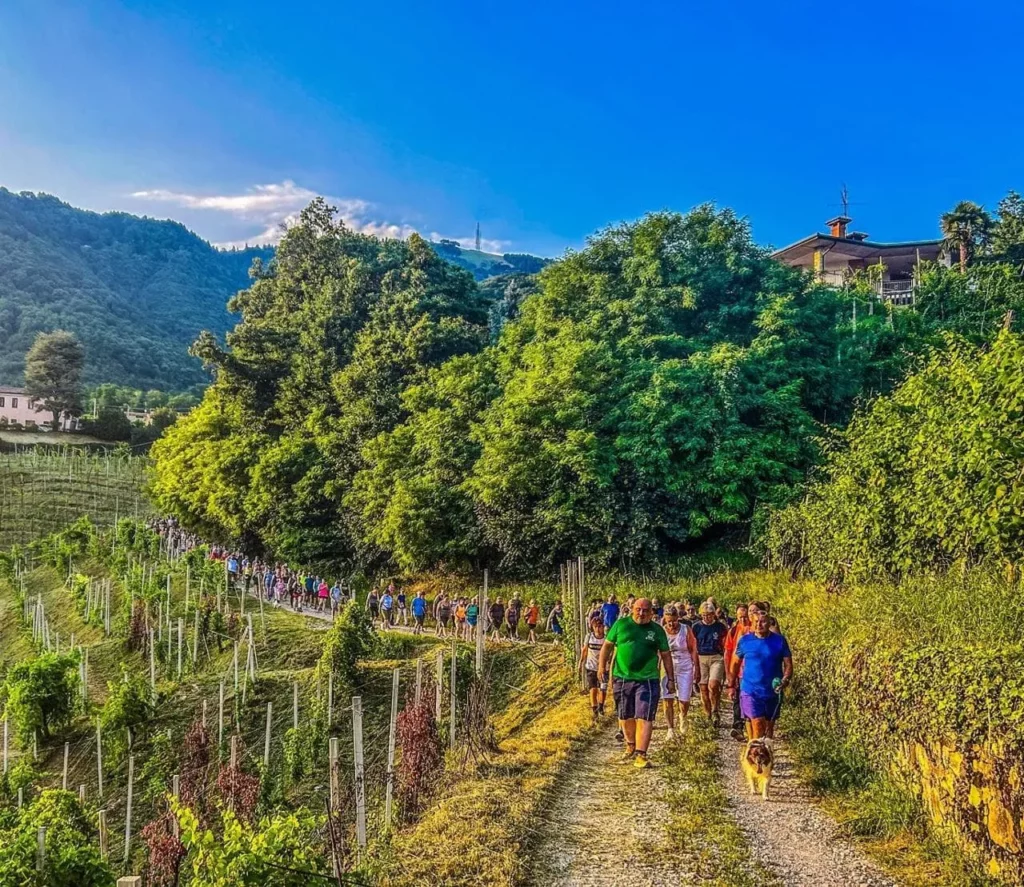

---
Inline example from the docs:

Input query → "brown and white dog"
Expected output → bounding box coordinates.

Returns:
[741,738,774,800]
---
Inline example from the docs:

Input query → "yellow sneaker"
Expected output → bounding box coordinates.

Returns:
[634,753,651,769]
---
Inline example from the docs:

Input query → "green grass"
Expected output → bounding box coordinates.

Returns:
[784,696,1003,887]
[658,718,780,887]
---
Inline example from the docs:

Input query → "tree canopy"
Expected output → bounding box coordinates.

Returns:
[154,202,916,573]
[764,329,1024,581]
[23,330,85,427]
[151,199,488,568]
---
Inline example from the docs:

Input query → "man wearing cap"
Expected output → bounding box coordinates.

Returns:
[691,600,729,725]
[597,597,674,769]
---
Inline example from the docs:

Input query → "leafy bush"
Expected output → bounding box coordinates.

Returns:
[765,330,1024,581]
[2,652,79,741]
[319,601,375,695]
[100,667,155,764]
[173,800,331,886]
[0,790,113,887]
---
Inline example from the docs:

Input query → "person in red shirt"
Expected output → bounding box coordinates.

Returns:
[525,600,541,644]
[724,602,755,740]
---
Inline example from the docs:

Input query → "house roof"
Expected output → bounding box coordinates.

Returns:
[773,233,945,264]
[0,386,26,395]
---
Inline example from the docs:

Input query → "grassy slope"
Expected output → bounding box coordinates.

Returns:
[0,556,414,869]
[385,645,591,887]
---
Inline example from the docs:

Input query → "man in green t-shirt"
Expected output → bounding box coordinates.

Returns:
[597,597,674,769]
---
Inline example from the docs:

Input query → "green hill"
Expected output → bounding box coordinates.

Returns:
[0,189,547,390]
[429,238,550,280]
[0,188,272,390]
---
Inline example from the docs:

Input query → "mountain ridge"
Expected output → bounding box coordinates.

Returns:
[0,188,548,390]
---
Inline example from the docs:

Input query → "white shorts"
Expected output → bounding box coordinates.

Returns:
[662,668,693,702]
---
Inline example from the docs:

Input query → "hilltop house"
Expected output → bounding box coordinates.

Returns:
[772,216,946,304]
[0,386,79,431]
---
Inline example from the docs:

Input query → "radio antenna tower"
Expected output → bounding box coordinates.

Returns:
[475,222,481,252]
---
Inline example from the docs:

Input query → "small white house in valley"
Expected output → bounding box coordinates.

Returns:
[0,386,78,431]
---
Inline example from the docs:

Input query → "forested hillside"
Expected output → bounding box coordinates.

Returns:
[0,188,272,389]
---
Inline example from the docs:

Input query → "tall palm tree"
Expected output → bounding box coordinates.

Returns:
[940,201,993,272]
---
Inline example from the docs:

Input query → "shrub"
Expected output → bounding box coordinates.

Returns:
[0,790,113,887]
[2,652,79,741]
[99,667,154,764]
[396,698,442,818]
[319,601,375,694]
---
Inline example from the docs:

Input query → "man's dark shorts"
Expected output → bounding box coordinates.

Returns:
[414,614,425,626]
[585,669,602,690]
[612,678,661,722]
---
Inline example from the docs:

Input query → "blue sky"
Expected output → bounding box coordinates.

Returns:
[2,0,1022,257]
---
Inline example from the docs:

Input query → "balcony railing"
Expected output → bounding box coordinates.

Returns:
[878,279,915,305]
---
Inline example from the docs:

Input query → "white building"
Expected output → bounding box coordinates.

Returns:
[0,385,78,431]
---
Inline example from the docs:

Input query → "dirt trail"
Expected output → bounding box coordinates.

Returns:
[529,723,694,887]
[716,726,897,887]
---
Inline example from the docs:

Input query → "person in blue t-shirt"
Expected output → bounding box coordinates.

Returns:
[728,611,793,740]
[411,592,428,635]
[601,594,620,629]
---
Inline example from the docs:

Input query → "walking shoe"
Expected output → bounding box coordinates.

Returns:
[731,727,746,742]
[618,748,636,764]
[633,753,651,769]
[615,729,624,744]
[666,728,676,742]
[712,711,721,728]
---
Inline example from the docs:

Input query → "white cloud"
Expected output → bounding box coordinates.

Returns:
[129,180,429,249]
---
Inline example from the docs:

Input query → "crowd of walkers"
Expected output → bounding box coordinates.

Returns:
[151,518,355,615]
[152,519,794,771]
[587,593,793,769]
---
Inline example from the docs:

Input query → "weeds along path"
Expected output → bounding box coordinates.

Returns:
[716,725,897,887]
[529,722,698,887]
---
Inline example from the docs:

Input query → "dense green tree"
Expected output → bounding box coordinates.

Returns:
[151,199,487,566]
[461,209,850,568]
[991,190,1024,266]
[81,405,133,441]
[23,330,85,429]
[349,353,498,570]
[941,200,993,272]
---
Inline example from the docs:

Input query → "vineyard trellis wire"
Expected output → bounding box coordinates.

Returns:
[0,447,150,549]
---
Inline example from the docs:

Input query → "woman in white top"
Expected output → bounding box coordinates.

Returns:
[662,606,699,739]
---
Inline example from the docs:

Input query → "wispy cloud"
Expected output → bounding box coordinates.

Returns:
[129,180,505,253]
[130,180,416,248]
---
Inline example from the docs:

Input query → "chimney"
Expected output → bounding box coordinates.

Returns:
[826,216,852,238]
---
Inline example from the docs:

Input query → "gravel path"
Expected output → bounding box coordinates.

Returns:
[529,723,695,887]
[717,726,898,887]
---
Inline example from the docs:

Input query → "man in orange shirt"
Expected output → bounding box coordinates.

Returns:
[724,602,754,741]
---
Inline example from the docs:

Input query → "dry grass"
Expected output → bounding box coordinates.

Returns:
[385,647,592,887]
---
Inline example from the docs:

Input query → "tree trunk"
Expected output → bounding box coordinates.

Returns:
[959,242,968,273]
